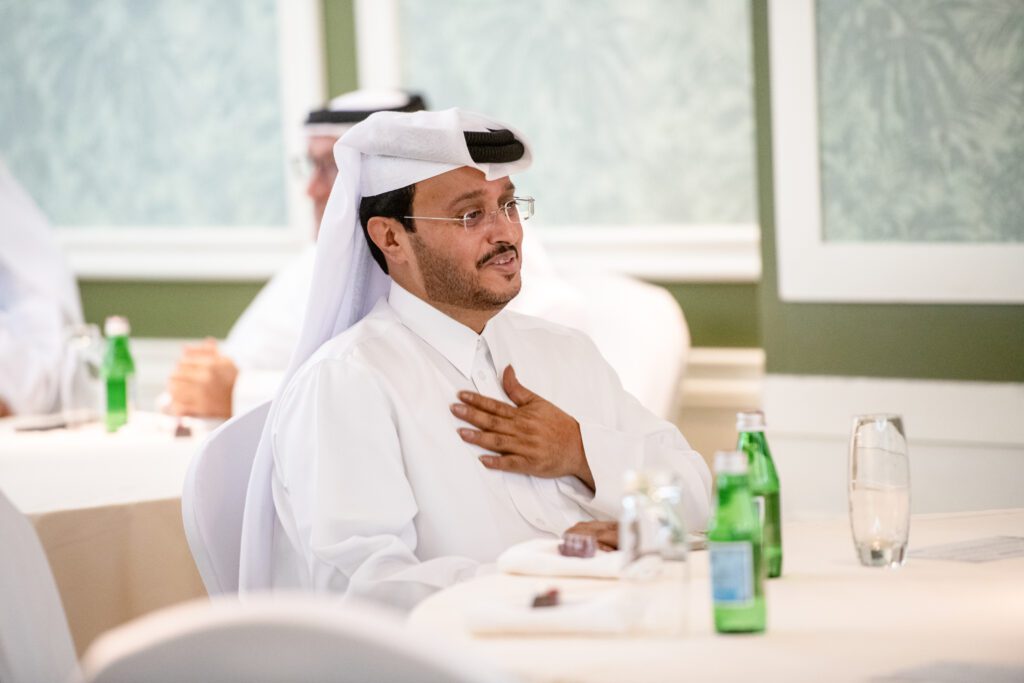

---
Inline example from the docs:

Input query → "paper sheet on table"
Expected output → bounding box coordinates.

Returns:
[875,661,1024,682]
[497,539,625,578]
[910,536,1024,563]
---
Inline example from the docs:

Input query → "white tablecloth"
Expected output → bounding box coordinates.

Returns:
[409,510,1024,683]
[0,415,208,654]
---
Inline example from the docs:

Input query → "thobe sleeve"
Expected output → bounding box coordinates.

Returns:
[222,251,313,415]
[555,338,712,532]
[0,278,64,415]
[231,369,285,416]
[273,357,484,609]
[222,248,314,373]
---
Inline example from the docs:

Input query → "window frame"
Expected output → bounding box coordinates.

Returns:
[58,0,325,282]
[769,0,1024,304]
[352,0,761,284]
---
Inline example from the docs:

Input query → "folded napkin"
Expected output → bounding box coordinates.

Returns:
[497,539,625,579]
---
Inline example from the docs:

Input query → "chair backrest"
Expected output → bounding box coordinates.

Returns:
[0,489,80,683]
[80,594,514,683]
[566,272,691,420]
[182,400,271,595]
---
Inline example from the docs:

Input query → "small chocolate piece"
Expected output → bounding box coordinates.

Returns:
[173,421,192,438]
[531,588,560,608]
[558,533,597,558]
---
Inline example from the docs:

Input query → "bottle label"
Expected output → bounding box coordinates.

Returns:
[753,495,766,526]
[709,541,755,605]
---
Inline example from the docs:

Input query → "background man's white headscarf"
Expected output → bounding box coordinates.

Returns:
[303,89,427,138]
[239,108,532,590]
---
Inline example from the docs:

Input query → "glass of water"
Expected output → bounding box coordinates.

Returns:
[848,414,910,568]
[60,323,104,426]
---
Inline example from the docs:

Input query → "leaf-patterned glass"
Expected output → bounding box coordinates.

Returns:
[396,0,756,227]
[817,0,1024,243]
[0,0,287,228]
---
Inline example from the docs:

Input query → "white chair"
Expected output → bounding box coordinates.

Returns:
[80,594,513,683]
[566,272,690,420]
[0,489,80,683]
[182,400,271,595]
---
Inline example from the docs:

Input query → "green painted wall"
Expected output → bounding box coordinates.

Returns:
[322,0,358,97]
[750,1,1024,383]
[79,278,758,348]
[80,281,263,339]
[657,283,760,348]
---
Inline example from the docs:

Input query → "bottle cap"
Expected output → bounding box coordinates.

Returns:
[736,410,766,432]
[104,316,130,337]
[648,469,680,489]
[623,469,649,493]
[714,450,748,475]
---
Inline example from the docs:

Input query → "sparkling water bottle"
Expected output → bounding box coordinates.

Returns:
[708,450,766,633]
[102,316,136,432]
[737,410,783,578]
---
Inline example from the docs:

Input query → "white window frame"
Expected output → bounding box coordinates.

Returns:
[59,0,325,281]
[769,0,1024,304]
[353,0,761,284]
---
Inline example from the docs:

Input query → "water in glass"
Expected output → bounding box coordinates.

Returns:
[849,414,910,568]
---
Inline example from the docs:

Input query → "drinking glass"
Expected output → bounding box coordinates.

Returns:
[848,414,910,568]
[60,323,104,426]
[618,470,690,635]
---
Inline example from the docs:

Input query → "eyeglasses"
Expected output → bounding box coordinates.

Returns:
[291,155,338,183]
[404,197,535,231]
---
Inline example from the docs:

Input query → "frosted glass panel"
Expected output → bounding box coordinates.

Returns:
[817,0,1024,243]
[0,1,287,228]
[397,0,755,226]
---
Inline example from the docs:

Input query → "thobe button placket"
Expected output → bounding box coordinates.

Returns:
[472,338,562,536]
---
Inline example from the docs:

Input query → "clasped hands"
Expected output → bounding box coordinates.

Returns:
[451,365,595,491]
[166,338,238,418]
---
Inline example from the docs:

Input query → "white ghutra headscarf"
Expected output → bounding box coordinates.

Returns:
[238,108,533,590]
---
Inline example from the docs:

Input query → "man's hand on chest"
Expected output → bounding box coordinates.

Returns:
[450,364,595,491]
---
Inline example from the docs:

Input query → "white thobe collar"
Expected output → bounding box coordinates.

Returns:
[387,281,509,381]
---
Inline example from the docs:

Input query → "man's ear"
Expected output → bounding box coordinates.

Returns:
[366,217,410,268]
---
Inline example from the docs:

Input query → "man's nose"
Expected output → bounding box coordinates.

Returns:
[306,172,329,200]
[486,209,521,243]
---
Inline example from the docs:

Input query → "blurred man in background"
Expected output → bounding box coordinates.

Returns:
[0,160,83,417]
[166,91,427,419]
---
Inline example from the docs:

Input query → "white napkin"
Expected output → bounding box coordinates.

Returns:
[496,539,625,579]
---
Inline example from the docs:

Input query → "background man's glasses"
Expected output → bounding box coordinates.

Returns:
[291,156,338,184]
[405,197,535,231]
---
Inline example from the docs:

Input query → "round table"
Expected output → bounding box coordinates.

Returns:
[0,413,209,654]
[409,510,1024,683]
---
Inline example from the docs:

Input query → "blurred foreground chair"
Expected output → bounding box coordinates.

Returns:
[182,400,271,595]
[0,488,80,683]
[81,595,513,683]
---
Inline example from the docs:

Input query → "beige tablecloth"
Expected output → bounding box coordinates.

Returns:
[0,417,207,654]
[409,509,1024,683]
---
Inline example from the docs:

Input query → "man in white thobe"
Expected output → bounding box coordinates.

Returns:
[0,161,82,417]
[239,109,711,609]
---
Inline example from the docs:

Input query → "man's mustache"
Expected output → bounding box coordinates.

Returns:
[476,244,518,269]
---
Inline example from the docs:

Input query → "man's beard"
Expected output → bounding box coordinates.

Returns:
[410,236,521,311]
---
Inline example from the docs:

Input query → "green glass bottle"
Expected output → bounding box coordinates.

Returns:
[102,316,135,433]
[708,450,766,633]
[737,410,783,578]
